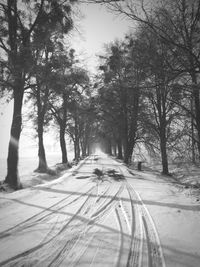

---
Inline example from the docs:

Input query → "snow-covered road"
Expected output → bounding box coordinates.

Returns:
[0,154,199,266]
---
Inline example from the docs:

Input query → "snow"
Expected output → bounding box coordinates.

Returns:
[142,162,200,188]
[0,154,200,266]
[127,169,200,267]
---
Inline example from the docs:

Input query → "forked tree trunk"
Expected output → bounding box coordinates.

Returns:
[5,88,24,189]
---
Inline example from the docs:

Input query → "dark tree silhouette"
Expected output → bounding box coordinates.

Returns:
[0,0,75,188]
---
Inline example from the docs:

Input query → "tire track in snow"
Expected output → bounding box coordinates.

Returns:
[126,185,143,267]
[59,183,125,267]
[46,183,124,266]
[0,179,118,266]
[0,184,98,266]
[34,183,123,266]
[64,157,165,267]
[126,182,166,267]
[0,181,93,239]
[115,200,130,267]
[91,184,124,220]
[0,155,93,238]
[0,155,166,267]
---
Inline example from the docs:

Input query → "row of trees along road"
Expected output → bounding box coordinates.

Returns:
[0,0,119,190]
[0,0,76,189]
[96,0,200,175]
[1,0,200,189]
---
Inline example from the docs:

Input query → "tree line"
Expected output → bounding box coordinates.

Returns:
[0,0,119,190]
[95,0,200,175]
[0,0,200,189]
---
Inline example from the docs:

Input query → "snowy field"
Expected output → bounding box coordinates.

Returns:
[0,155,57,177]
[0,151,74,187]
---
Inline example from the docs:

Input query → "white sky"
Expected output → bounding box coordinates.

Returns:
[71,3,133,73]
[0,3,133,159]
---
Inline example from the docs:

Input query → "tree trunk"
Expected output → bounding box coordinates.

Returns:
[74,134,80,161]
[124,122,139,164]
[35,81,49,172]
[192,82,200,160]
[160,143,169,175]
[117,139,123,159]
[73,141,77,160]
[59,94,68,164]
[60,126,68,163]
[5,89,23,189]
[74,109,80,161]
[87,143,90,156]
[124,143,133,164]
[123,130,129,163]
[188,57,200,160]
[160,127,169,175]
[77,141,80,159]
[113,142,117,156]
[191,96,196,163]
[155,80,169,175]
[123,88,139,164]
[36,120,48,172]
[74,139,80,160]
[81,138,87,157]
[107,139,112,155]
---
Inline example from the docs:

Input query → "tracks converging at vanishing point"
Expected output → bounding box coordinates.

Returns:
[0,155,166,267]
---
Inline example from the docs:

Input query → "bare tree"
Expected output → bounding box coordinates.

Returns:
[108,0,200,161]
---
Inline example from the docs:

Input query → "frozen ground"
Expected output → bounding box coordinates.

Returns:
[0,154,200,266]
